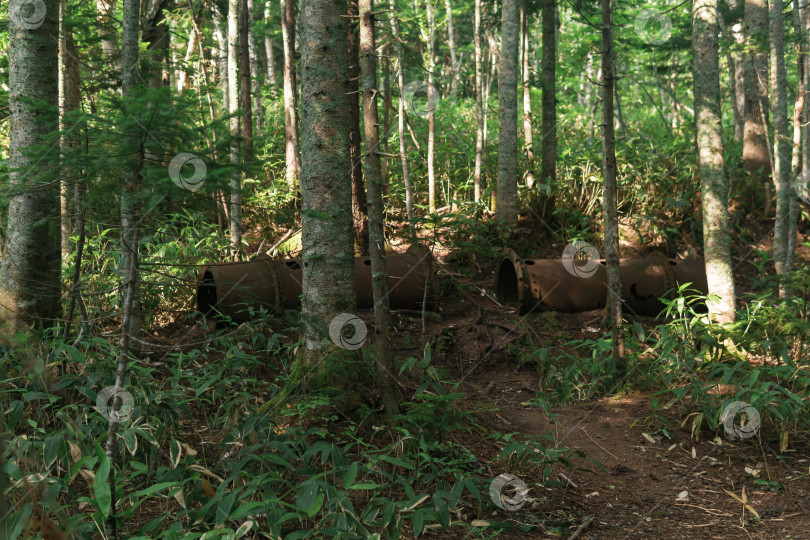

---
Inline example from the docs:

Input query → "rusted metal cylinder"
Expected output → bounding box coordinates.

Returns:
[197,244,439,321]
[495,249,708,316]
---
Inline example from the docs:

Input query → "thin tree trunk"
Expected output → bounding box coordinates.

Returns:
[381,45,391,189]
[694,0,736,324]
[788,0,804,274]
[282,0,300,193]
[359,0,399,420]
[214,9,232,229]
[142,0,168,88]
[743,0,771,212]
[427,0,437,213]
[348,0,369,252]
[444,0,459,100]
[600,0,625,371]
[247,0,265,131]
[241,0,255,159]
[389,0,413,226]
[228,0,242,251]
[804,0,810,172]
[265,2,278,86]
[486,30,498,210]
[96,0,121,72]
[770,0,792,284]
[1,0,60,329]
[59,0,81,260]
[540,0,556,209]
[497,0,520,225]
[299,0,356,370]
[474,0,484,202]
[522,0,534,189]
[106,0,141,535]
[727,0,746,142]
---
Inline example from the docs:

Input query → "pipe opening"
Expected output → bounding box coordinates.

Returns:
[285,261,300,270]
[197,269,217,317]
[363,259,371,265]
[524,260,535,265]
[497,260,521,306]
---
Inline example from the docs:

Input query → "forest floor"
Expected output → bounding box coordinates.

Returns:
[372,232,810,539]
[153,227,810,539]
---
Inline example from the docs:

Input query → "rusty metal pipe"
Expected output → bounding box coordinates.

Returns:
[495,249,708,316]
[197,244,439,321]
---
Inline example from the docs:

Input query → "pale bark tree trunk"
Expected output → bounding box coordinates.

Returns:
[1,0,60,329]
[769,0,793,283]
[299,0,356,370]
[228,0,242,250]
[804,0,810,172]
[96,0,121,72]
[348,0,369,252]
[788,0,804,274]
[282,0,301,192]
[600,0,625,371]
[427,0,437,213]
[474,0,484,202]
[540,0,556,212]
[743,0,771,211]
[694,0,736,324]
[214,9,232,227]
[497,0,520,225]
[381,45,391,188]
[522,0,534,189]
[359,0,400,419]
[265,3,278,86]
[106,0,141,535]
[247,0,265,131]
[444,0,459,100]
[389,0,414,225]
[176,26,199,91]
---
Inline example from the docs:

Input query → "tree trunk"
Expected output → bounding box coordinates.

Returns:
[743,0,771,212]
[444,0,459,100]
[299,0,356,370]
[247,0,265,131]
[381,44,391,188]
[474,0,484,202]
[359,0,400,420]
[486,30,498,210]
[96,0,121,73]
[228,0,242,251]
[540,0,556,211]
[348,0,369,252]
[804,0,810,173]
[264,3,278,86]
[600,0,625,371]
[142,0,169,88]
[1,0,60,329]
[389,0,414,226]
[694,0,736,324]
[727,0,745,142]
[427,0,437,213]
[522,0,534,189]
[241,0,255,159]
[59,0,81,261]
[769,0,792,283]
[282,0,301,192]
[788,0,804,274]
[497,0,520,225]
[106,0,142,534]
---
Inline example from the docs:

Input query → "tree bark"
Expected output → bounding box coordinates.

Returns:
[486,30,498,210]
[743,0,771,211]
[427,0,437,213]
[142,0,169,88]
[359,0,400,420]
[769,0,793,283]
[497,0,520,225]
[282,0,301,192]
[694,0,736,324]
[241,0,255,159]
[522,0,534,189]
[59,0,81,261]
[1,0,60,329]
[228,0,242,250]
[540,0,556,212]
[299,0,356,370]
[388,0,414,226]
[726,0,746,142]
[474,0,484,202]
[600,0,625,371]
[247,0,265,131]
[265,4,278,86]
[444,0,459,100]
[348,0,369,252]
[96,0,121,73]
